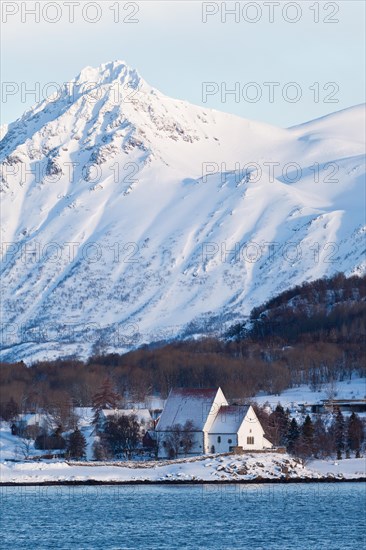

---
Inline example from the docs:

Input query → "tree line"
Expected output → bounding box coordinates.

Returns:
[8,379,153,461]
[3,377,365,462]
[253,403,365,460]
[0,274,365,411]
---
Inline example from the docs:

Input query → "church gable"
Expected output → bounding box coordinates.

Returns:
[156,388,224,432]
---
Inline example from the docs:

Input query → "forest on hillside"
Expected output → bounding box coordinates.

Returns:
[1,274,365,412]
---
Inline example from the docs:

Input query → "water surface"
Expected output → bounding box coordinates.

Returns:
[1,483,365,549]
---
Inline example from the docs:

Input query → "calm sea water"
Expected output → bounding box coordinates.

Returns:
[1,483,365,549]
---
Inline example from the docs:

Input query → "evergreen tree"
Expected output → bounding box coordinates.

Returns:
[333,408,345,459]
[312,415,330,458]
[269,404,290,446]
[287,418,300,454]
[301,415,314,456]
[347,412,364,458]
[67,428,87,460]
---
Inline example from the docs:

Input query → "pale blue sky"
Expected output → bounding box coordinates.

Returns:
[1,0,365,127]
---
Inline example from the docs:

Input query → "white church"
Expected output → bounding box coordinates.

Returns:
[155,387,273,458]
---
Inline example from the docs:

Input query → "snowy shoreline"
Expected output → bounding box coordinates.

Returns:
[1,478,365,486]
[1,453,365,485]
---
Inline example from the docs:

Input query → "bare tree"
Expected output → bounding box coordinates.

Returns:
[181,420,195,456]
[44,399,79,432]
[324,378,338,401]
[165,424,183,459]
[16,437,33,460]
[103,414,140,459]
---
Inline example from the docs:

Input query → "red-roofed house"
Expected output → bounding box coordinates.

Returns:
[155,388,272,457]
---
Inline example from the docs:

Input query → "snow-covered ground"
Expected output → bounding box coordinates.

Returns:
[252,377,366,409]
[1,378,365,462]
[0,427,25,461]
[308,457,366,479]
[0,412,96,462]
[1,377,364,481]
[1,453,364,484]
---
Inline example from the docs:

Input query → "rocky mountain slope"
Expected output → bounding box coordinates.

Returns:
[1,61,365,361]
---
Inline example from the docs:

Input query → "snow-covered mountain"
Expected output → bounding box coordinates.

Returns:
[1,61,365,362]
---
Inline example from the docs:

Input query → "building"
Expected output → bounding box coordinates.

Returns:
[310,399,366,414]
[155,388,272,458]
[11,413,54,437]
[207,404,273,454]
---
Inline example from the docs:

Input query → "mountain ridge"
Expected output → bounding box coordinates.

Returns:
[1,61,365,362]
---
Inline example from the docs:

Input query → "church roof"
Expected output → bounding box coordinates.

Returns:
[209,405,250,434]
[156,388,220,431]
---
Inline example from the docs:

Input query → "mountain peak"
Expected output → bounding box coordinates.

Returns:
[73,60,142,90]
[0,60,148,159]
[1,63,365,362]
